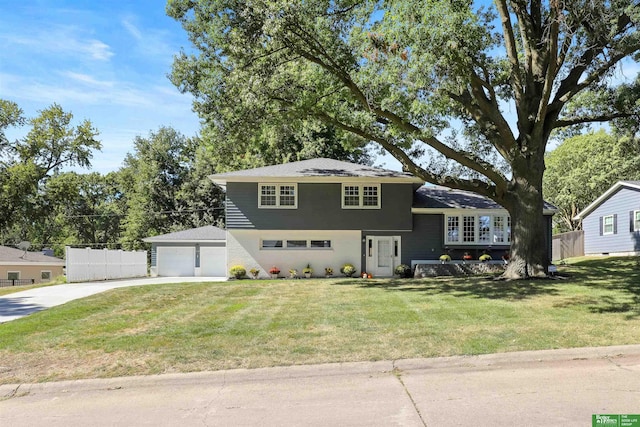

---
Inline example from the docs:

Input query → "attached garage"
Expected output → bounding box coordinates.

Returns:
[143,226,226,278]
[157,246,195,277]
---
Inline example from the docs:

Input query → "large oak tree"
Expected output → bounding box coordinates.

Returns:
[167,0,640,278]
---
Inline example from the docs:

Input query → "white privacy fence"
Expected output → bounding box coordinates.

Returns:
[66,247,147,283]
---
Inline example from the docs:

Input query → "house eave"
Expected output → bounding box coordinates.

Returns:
[574,181,640,220]
[412,207,556,215]
[209,175,424,186]
[142,239,226,244]
[0,261,65,266]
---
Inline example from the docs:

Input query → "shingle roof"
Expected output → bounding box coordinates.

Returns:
[413,186,557,212]
[0,246,64,265]
[209,158,422,184]
[413,186,502,209]
[143,225,226,243]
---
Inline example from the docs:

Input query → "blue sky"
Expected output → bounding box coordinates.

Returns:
[1,0,200,173]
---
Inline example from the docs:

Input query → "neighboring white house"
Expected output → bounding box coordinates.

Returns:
[143,225,227,277]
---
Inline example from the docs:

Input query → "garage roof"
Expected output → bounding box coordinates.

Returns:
[143,226,226,243]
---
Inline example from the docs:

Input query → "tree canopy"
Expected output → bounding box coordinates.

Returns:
[544,130,640,233]
[168,0,640,278]
[0,101,101,238]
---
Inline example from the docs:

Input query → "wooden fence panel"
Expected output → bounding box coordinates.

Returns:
[552,230,584,261]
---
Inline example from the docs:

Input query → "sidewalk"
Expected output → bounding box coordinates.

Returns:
[0,276,226,323]
[2,345,639,426]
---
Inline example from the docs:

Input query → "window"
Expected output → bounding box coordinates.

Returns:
[478,215,491,243]
[261,239,332,249]
[310,240,331,248]
[446,216,459,243]
[41,271,51,281]
[7,272,19,280]
[286,240,307,248]
[258,183,297,208]
[603,215,614,235]
[342,184,380,208]
[262,240,283,249]
[634,211,640,232]
[463,216,475,242]
[493,216,506,243]
[445,214,511,245]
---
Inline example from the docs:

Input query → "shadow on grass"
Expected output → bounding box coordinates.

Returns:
[569,257,640,320]
[333,257,640,318]
[337,277,562,301]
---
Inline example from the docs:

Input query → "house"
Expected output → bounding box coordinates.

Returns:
[143,225,227,277]
[0,246,65,285]
[209,158,555,277]
[574,181,640,256]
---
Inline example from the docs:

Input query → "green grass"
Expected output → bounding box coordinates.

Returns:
[0,275,67,296]
[0,257,638,384]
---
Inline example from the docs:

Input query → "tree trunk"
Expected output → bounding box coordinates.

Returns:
[502,156,549,279]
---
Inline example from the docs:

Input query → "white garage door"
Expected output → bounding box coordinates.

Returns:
[157,247,195,277]
[200,246,227,277]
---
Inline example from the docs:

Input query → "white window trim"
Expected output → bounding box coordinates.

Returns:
[634,210,640,232]
[603,214,615,235]
[341,184,381,209]
[258,183,298,209]
[444,213,511,246]
[261,239,333,250]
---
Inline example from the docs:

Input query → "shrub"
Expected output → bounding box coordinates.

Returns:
[340,263,356,277]
[249,268,260,279]
[229,265,246,279]
[479,254,492,262]
[394,264,412,278]
[439,254,451,262]
[302,263,313,274]
[324,267,334,276]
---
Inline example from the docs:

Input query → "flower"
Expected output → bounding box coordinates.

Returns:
[269,266,280,275]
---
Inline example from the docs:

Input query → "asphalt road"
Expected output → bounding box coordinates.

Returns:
[1,345,639,426]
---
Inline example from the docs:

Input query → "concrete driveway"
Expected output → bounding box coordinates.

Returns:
[1,345,639,426]
[0,276,226,323]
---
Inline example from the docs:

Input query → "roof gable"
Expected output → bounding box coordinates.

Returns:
[143,225,226,243]
[0,246,64,264]
[209,158,423,185]
[574,181,640,220]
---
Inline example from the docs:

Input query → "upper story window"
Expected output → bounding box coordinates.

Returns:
[446,213,511,245]
[259,183,297,209]
[342,184,380,209]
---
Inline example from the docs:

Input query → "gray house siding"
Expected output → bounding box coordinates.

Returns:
[226,182,414,231]
[583,187,640,254]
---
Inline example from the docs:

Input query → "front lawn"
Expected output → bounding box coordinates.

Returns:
[0,257,638,384]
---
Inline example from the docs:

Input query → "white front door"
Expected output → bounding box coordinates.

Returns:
[366,236,400,277]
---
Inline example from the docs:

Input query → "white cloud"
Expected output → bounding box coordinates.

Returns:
[62,72,115,88]
[121,17,143,41]
[2,25,113,62]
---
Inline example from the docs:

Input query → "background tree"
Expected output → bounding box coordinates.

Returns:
[0,100,101,240]
[120,127,225,249]
[168,0,640,278]
[544,130,640,233]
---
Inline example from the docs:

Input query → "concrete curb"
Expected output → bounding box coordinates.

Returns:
[3,344,640,399]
